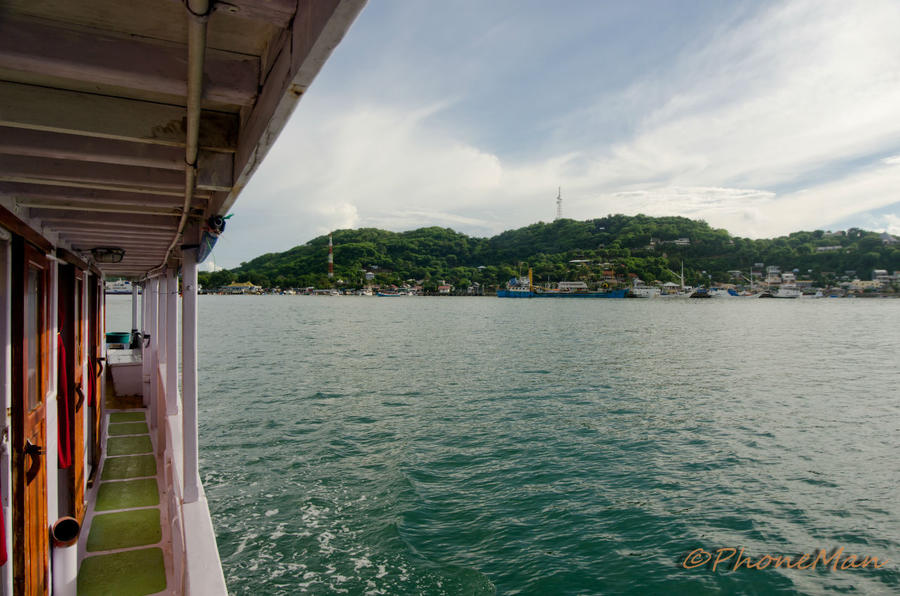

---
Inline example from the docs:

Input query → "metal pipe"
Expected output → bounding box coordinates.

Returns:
[153,0,210,277]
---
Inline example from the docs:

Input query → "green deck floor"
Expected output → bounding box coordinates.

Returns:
[108,421,150,435]
[109,411,147,423]
[107,435,153,456]
[101,454,157,481]
[87,509,161,552]
[80,409,167,595]
[78,548,167,596]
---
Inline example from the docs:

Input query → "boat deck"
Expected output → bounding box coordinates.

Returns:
[77,388,176,595]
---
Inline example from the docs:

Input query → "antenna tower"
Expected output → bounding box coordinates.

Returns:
[328,234,334,279]
[555,187,563,220]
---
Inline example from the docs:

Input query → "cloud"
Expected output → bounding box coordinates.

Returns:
[876,214,900,235]
[212,0,900,267]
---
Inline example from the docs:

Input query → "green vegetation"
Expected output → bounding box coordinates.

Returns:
[200,215,900,290]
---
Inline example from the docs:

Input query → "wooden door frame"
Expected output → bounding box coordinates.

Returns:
[87,276,103,484]
[57,264,87,521]
[11,236,50,596]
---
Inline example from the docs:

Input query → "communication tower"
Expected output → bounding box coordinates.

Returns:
[555,187,563,220]
[328,234,334,279]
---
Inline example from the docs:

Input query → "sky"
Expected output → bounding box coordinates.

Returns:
[209,0,900,269]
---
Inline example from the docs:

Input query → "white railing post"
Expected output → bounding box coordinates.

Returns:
[147,277,158,427]
[156,274,167,445]
[141,282,150,405]
[157,274,167,370]
[182,247,200,503]
[131,282,138,336]
[166,267,179,416]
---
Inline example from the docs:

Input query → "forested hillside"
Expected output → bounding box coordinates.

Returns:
[199,215,900,290]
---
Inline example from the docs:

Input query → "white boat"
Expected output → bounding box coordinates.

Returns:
[774,286,801,298]
[0,2,365,594]
[760,285,801,298]
[104,279,135,294]
[629,285,661,298]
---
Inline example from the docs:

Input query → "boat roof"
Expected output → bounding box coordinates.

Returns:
[0,0,366,278]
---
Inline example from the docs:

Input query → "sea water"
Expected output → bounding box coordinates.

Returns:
[106,295,900,594]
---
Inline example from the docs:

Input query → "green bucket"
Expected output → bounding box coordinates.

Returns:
[105,332,131,344]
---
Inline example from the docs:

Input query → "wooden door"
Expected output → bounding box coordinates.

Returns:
[11,238,50,596]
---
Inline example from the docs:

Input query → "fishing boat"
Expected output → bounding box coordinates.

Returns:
[0,1,366,594]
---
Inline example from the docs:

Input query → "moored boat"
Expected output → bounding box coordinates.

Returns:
[497,270,627,298]
[760,286,801,298]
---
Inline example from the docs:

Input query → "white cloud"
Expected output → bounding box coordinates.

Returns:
[876,214,900,236]
[214,0,900,267]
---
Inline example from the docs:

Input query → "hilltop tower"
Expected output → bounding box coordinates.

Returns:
[328,234,334,279]
[555,187,563,220]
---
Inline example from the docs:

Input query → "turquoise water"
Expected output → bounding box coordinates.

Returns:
[107,296,900,594]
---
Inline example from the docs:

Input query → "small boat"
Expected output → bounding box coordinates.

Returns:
[707,288,738,298]
[689,287,712,298]
[629,285,661,298]
[497,270,627,298]
[105,279,135,294]
[760,286,801,299]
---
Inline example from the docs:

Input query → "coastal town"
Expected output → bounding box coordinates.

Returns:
[106,222,900,298]
[108,262,900,298]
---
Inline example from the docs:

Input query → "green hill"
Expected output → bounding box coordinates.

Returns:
[200,215,900,290]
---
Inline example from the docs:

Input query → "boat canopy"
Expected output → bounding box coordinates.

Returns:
[0,0,366,278]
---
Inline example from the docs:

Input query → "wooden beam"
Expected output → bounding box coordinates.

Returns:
[52,230,175,240]
[22,199,185,217]
[0,82,238,151]
[100,264,169,269]
[32,209,179,230]
[0,183,204,213]
[0,181,210,201]
[210,0,366,216]
[209,0,297,28]
[0,19,260,107]
[0,202,54,252]
[0,127,184,169]
[0,155,184,192]
[56,247,91,271]
[4,0,280,57]
[0,129,234,189]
